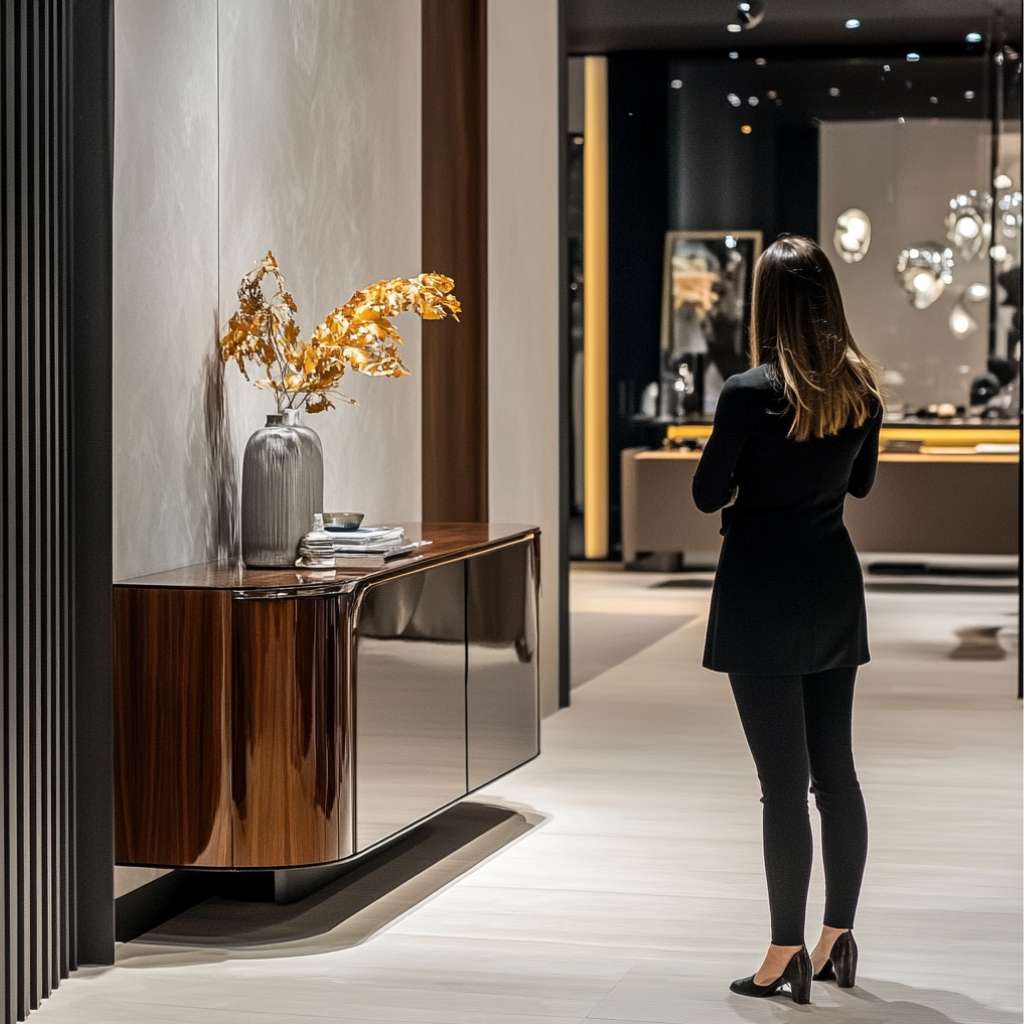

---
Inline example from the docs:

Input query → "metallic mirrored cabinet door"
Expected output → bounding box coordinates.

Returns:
[467,540,540,790]
[354,562,468,852]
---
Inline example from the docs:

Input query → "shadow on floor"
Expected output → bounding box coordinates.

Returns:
[116,799,544,967]
[729,978,1021,1023]
[571,610,695,688]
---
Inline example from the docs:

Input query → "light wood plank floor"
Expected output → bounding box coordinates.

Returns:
[34,569,1022,1023]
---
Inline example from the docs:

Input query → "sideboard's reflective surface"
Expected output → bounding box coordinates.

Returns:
[114,527,541,870]
[354,561,467,852]
[467,541,539,790]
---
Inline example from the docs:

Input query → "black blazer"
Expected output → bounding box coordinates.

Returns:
[693,365,881,675]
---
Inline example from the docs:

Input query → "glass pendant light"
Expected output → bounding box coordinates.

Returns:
[945,190,992,260]
[833,208,872,263]
[895,243,955,309]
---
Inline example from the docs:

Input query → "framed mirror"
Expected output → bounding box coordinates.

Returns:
[659,230,762,417]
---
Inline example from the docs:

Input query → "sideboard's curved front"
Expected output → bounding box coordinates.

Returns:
[231,593,351,868]
[113,526,541,871]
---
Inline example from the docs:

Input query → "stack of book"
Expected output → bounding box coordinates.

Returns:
[319,525,432,568]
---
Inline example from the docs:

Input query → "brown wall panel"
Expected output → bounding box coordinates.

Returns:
[422,0,488,522]
[113,589,232,868]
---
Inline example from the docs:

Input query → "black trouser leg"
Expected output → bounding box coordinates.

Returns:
[803,666,867,931]
[729,673,812,946]
[729,668,868,947]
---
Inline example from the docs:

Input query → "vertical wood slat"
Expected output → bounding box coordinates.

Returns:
[421,0,488,523]
[2,1,74,1020]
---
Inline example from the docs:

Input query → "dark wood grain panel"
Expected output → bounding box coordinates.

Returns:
[114,523,539,591]
[114,588,232,867]
[422,1,488,522]
[231,595,350,868]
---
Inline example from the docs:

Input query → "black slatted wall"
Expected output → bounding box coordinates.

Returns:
[2,0,73,1018]
[2,1,114,1020]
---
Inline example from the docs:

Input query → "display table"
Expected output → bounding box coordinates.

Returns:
[622,427,1019,563]
[114,523,540,871]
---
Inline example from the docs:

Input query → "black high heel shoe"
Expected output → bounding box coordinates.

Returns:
[813,931,858,987]
[729,947,812,1004]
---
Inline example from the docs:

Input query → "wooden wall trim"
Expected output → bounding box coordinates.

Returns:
[421,0,488,523]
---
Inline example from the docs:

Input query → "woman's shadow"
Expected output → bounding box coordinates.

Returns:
[730,978,1020,1023]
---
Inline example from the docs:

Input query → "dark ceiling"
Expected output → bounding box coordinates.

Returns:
[566,0,1024,54]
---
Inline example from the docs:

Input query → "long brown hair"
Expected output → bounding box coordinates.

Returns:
[750,235,882,441]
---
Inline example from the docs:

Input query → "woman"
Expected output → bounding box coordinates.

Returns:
[692,235,882,1005]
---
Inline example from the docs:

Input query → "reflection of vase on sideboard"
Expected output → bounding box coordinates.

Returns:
[241,410,323,568]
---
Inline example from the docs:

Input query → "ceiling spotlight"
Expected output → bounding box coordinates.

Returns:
[990,243,1009,263]
[946,190,992,259]
[727,92,742,107]
[994,171,1013,190]
[965,282,990,303]
[845,18,861,29]
[929,95,938,104]
[834,208,872,263]
[748,95,760,106]
[906,52,921,62]
[883,64,891,72]
[729,50,740,59]
[766,89,778,99]
[740,124,753,134]
[964,89,975,100]
[895,243,955,309]
[965,31,983,44]
[727,22,743,33]
[670,79,683,89]
[736,0,766,30]
[754,56,767,66]
[829,86,840,97]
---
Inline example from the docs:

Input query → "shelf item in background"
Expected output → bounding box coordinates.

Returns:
[976,443,1020,454]
[883,438,924,454]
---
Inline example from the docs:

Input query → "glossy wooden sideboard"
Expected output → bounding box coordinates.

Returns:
[114,523,540,870]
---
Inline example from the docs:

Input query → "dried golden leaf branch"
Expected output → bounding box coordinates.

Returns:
[220,251,461,413]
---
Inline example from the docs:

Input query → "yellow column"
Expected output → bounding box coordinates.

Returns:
[583,56,609,560]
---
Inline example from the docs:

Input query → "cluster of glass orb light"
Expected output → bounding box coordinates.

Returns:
[834,173,1021,336]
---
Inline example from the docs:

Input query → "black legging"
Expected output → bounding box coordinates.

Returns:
[729,667,868,947]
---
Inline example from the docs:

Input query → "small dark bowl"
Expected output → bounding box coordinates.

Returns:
[323,512,365,531]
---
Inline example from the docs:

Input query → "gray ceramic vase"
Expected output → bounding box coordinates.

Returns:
[241,409,324,568]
